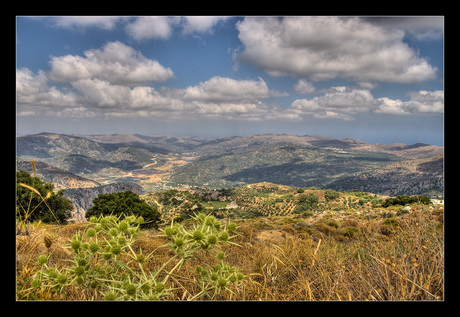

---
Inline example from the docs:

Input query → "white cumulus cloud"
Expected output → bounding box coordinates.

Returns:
[48,41,175,85]
[182,16,230,34]
[39,16,231,41]
[292,86,377,119]
[291,86,443,120]
[236,16,438,83]
[125,16,229,40]
[294,79,316,94]
[376,90,444,115]
[125,16,181,40]
[183,76,283,102]
[16,68,78,106]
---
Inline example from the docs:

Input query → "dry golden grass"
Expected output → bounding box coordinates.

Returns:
[224,208,444,301]
[17,206,443,301]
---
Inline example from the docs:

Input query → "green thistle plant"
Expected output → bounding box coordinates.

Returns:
[37,254,48,266]
[104,291,117,301]
[118,220,129,232]
[109,227,118,237]
[70,239,81,252]
[192,229,205,241]
[217,251,225,260]
[27,212,244,301]
[125,283,137,297]
[110,243,122,256]
[217,278,227,289]
[154,282,165,293]
[56,273,68,286]
[74,265,86,277]
[219,231,229,242]
[174,238,184,248]
[195,213,206,223]
[135,252,145,264]
[30,278,41,289]
[207,234,217,245]
[227,222,237,232]
[164,227,176,236]
[86,228,96,237]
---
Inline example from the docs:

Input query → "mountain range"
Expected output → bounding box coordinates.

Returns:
[16,132,444,199]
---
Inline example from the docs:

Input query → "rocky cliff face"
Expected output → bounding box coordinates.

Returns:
[64,183,143,222]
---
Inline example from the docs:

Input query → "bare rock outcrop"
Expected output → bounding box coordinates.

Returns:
[64,183,143,222]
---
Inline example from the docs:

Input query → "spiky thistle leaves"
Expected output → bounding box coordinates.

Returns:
[28,212,244,301]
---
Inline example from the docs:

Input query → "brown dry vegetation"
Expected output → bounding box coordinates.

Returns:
[16,206,443,301]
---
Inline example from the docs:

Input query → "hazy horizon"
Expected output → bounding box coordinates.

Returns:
[16,129,444,146]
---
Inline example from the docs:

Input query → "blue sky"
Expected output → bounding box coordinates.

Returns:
[16,16,444,145]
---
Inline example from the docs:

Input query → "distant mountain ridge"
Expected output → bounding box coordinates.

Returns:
[16,159,100,190]
[16,132,444,198]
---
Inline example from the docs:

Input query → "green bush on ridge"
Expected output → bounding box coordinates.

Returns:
[86,191,161,229]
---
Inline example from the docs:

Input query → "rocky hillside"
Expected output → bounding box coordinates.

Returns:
[16,159,100,190]
[63,183,143,222]
[327,154,444,197]
[16,132,444,197]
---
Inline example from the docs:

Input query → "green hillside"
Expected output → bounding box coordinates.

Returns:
[167,143,401,189]
[17,133,444,197]
[141,182,432,225]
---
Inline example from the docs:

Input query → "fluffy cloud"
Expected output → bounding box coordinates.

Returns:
[48,41,175,85]
[192,101,269,120]
[292,86,377,120]
[236,17,438,83]
[16,68,77,106]
[181,16,230,34]
[183,76,284,102]
[16,41,181,115]
[70,78,186,111]
[125,16,229,40]
[291,87,443,120]
[17,42,180,117]
[125,16,181,40]
[43,16,229,40]
[362,16,443,40]
[294,79,316,94]
[376,90,444,115]
[17,53,285,121]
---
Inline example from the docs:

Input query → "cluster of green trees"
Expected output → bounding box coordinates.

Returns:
[17,170,161,228]
[324,189,340,201]
[86,191,160,229]
[294,189,341,213]
[16,170,73,225]
[382,195,432,207]
[295,193,319,213]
